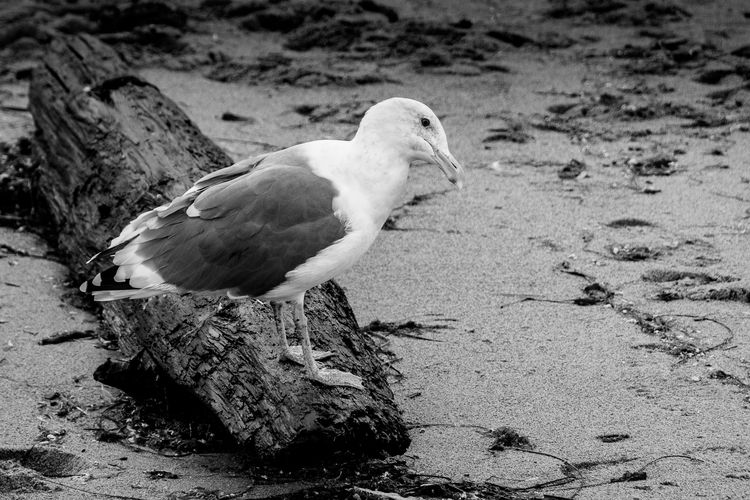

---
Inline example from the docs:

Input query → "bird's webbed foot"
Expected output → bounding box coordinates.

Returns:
[279,345,333,365]
[308,367,364,390]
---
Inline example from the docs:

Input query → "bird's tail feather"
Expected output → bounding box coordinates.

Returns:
[85,235,138,264]
[79,265,172,301]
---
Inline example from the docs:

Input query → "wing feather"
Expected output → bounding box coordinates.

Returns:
[82,148,348,300]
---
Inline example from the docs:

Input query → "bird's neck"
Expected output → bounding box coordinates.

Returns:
[347,135,410,227]
[302,138,410,230]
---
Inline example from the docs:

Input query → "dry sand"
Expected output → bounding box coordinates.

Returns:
[2,0,750,498]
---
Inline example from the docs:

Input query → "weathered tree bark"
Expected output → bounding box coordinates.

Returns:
[29,34,409,460]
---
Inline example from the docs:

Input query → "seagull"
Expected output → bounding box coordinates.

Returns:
[79,97,464,390]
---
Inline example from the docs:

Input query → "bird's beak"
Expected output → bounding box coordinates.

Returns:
[431,146,465,189]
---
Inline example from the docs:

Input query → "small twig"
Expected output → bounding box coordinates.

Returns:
[498,298,536,309]
[554,263,597,283]
[385,364,404,383]
[352,487,413,500]
[556,454,703,492]
[405,422,491,432]
[389,330,443,342]
[384,190,452,231]
[504,447,584,497]
[0,104,29,112]
[122,442,192,458]
[392,189,452,211]
[506,448,583,477]
[0,243,35,257]
[506,475,576,491]
[38,330,96,345]
[37,478,150,500]
[709,191,750,203]
[0,214,26,225]
[411,472,454,482]
[495,292,546,298]
[362,320,448,342]
[0,243,58,261]
[366,330,390,342]
[632,454,703,474]
[499,296,575,309]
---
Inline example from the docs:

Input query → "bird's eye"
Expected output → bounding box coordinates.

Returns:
[420,117,431,127]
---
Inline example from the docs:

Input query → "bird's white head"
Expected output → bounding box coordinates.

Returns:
[354,97,465,189]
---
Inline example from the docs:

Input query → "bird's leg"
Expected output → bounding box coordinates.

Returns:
[292,297,364,390]
[272,301,332,365]
[272,301,294,361]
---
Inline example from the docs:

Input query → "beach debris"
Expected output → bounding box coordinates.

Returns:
[547,102,579,115]
[38,330,96,346]
[382,189,452,231]
[483,119,533,144]
[611,470,647,483]
[628,155,677,176]
[146,470,180,480]
[574,282,614,306]
[641,269,737,284]
[0,243,50,260]
[293,99,375,124]
[597,433,630,443]
[361,319,449,342]
[558,159,587,179]
[484,426,534,451]
[608,244,660,261]
[219,111,256,122]
[605,218,654,228]
[731,45,750,58]
[654,286,750,303]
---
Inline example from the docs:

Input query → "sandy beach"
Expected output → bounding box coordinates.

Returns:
[2,0,750,498]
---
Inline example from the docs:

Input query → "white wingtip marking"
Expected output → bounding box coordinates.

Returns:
[79,281,87,293]
[112,246,143,266]
[114,266,130,282]
[92,274,102,287]
[90,285,174,301]
[128,266,165,288]
[91,294,120,302]
[186,204,200,217]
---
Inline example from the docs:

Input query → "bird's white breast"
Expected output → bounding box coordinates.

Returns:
[260,140,390,302]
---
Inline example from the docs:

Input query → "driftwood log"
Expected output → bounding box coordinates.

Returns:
[29,34,409,460]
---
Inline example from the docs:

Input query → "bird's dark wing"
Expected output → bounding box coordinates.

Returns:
[82,151,348,299]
